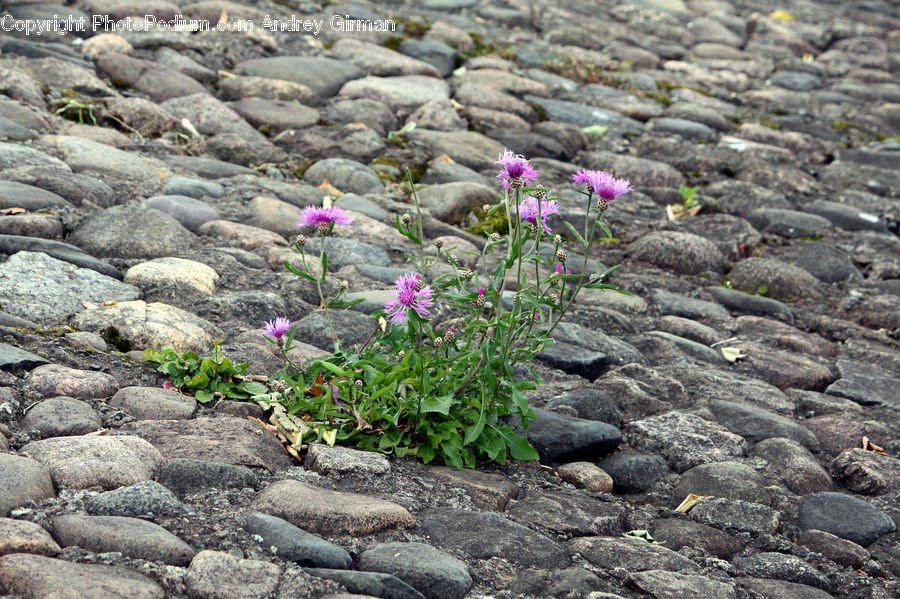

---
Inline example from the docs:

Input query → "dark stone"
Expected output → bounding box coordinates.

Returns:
[505,489,626,536]
[675,461,770,505]
[650,518,743,559]
[0,343,49,371]
[537,341,608,381]
[802,200,887,232]
[747,209,831,238]
[512,407,620,463]
[705,400,820,451]
[797,492,896,546]
[84,480,187,517]
[305,568,425,599]
[52,514,195,566]
[598,452,669,493]
[544,388,624,427]
[357,541,471,599]
[18,396,100,438]
[825,359,900,406]
[704,286,795,324]
[0,181,70,211]
[294,309,376,352]
[418,507,570,568]
[397,38,458,77]
[242,513,351,569]
[0,235,122,280]
[144,195,220,233]
[781,242,862,284]
[734,552,831,592]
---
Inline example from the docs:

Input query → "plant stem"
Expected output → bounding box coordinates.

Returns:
[316,234,338,342]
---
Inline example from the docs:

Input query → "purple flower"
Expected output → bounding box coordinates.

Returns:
[298,206,354,230]
[554,264,571,275]
[263,317,292,340]
[516,197,560,234]
[496,149,538,191]
[384,273,435,324]
[572,170,632,201]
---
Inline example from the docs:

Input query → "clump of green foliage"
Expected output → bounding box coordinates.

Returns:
[144,340,268,403]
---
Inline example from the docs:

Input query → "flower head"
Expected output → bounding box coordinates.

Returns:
[496,149,538,191]
[298,205,353,232]
[384,273,435,324]
[516,197,560,234]
[572,170,632,202]
[263,317,292,340]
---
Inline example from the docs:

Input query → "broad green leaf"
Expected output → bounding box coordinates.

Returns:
[420,394,455,415]
[142,348,165,363]
[283,260,315,280]
[200,357,216,374]
[189,372,209,388]
[416,443,435,463]
[240,381,269,395]
[318,361,349,377]
[463,412,486,445]
[194,389,213,403]
[440,440,464,469]
[496,426,539,461]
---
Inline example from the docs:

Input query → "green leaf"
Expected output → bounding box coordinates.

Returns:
[583,125,609,138]
[240,381,269,395]
[189,372,209,388]
[440,439,464,469]
[599,221,613,240]
[200,357,216,374]
[420,394,455,415]
[496,425,539,461]
[318,361,348,378]
[194,389,214,403]
[563,220,587,247]
[463,411,486,445]
[416,442,435,463]
[284,260,315,281]
[320,251,328,281]
[511,386,530,416]
[143,348,166,363]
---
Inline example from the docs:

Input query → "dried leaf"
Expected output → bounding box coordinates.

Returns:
[770,9,795,20]
[434,154,455,163]
[721,347,746,363]
[675,493,708,513]
[317,177,344,198]
[347,121,368,129]
[0,207,25,215]
[218,9,229,26]
[318,428,337,446]
[309,372,325,398]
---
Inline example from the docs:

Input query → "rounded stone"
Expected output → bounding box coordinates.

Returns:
[357,542,472,599]
[556,462,614,493]
[797,492,896,546]
[728,258,821,300]
[124,257,219,297]
[18,397,102,438]
[627,231,727,274]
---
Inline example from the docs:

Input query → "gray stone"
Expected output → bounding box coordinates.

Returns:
[704,286,795,324]
[320,98,397,137]
[84,480,186,517]
[797,492,896,546]
[303,158,383,196]
[796,529,869,569]
[0,454,55,516]
[0,252,139,322]
[624,411,748,473]
[598,452,669,493]
[305,444,390,477]
[628,232,726,275]
[706,401,820,451]
[512,407,620,463]
[570,536,698,572]
[735,577,837,599]
[52,513,194,565]
[2,168,115,209]
[185,550,281,599]
[340,76,450,118]
[627,570,736,599]
[0,343,49,372]
[648,117,716,140]
[357,542,471,599]
[274,125,385,163]
[831,448,900,495]
[18,397,101,438]
[675,461,771,505]
[109,386,197,420]
[164,176,225,199]
[548,322,646,368]
[294,309,377,352]
[544,388,623,427]
[253,479,414,536]
[158,458,258,499]
[419,507,569,568]
[729,258,821,300]
[144,195,220,233]
[242,512,351,569]
[398,38,458,77]
[506,489,626,536]
[0,235,119,279]
[537,341,608,381]
[689,497,781,535]
[747,209,832,238]
[405,129,505,170]
[656,316,723,346]
[803,200,887,232]
[825,359,900,406]
[228,98,319,133]
[20,435,164,490]
[523,96,643,135]
[42,135,157,182]
[770,71,822,92]
[235,56,364,98]
[306,568,425,599]
[782,242,862,284]
[330,38,440,78]
[751,438,832,496]
[161,155,259,179]
[650,518,743,559]
[649,289,732,322]
[69,205,196,260]
[0,142,68,172]
[0,553,165,599]
[640,331,726,364]
[0,181,70,210]
[734,552,831,592]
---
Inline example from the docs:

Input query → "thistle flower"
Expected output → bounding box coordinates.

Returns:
[516,197,560,234]
[572,170,632,211]
[263,317,292,340]
[445,327,455,344]
[384,273,435,324]
[556,249,567,262]
[496,149,538,191]
[294,234,307,248]
[298,205,353,232]
[475,287,486,307]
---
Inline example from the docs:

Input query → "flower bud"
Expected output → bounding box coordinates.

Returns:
[372,342,381,350]
[434,336,444,347]
[461,268,472,279]
[529,223,538,236]
[482,204,491,212]
[445,328,455,344]
[448,253,459,266]
[317,223,329,235]
[548,291,558,303]
[401,213,412,226]
[397,350,406,359]
[340,279,349,292]
[530,186,547,200]
[272,380,288,392]
[556,249,567,262]
[355,379,363,389]
[294,234,308,248]
[589,273,599,283]
[596,197,610,212]
[554,234,562,245]
[434,238,444,249]
[509,176,525,189]
[490,232,501,243]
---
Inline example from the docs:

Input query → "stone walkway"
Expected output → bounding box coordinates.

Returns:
[0,0,898,598]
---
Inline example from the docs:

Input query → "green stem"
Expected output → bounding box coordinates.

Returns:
[316,234,338,342]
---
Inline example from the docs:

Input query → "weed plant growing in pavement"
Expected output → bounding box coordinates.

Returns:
[254,151,632,468]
